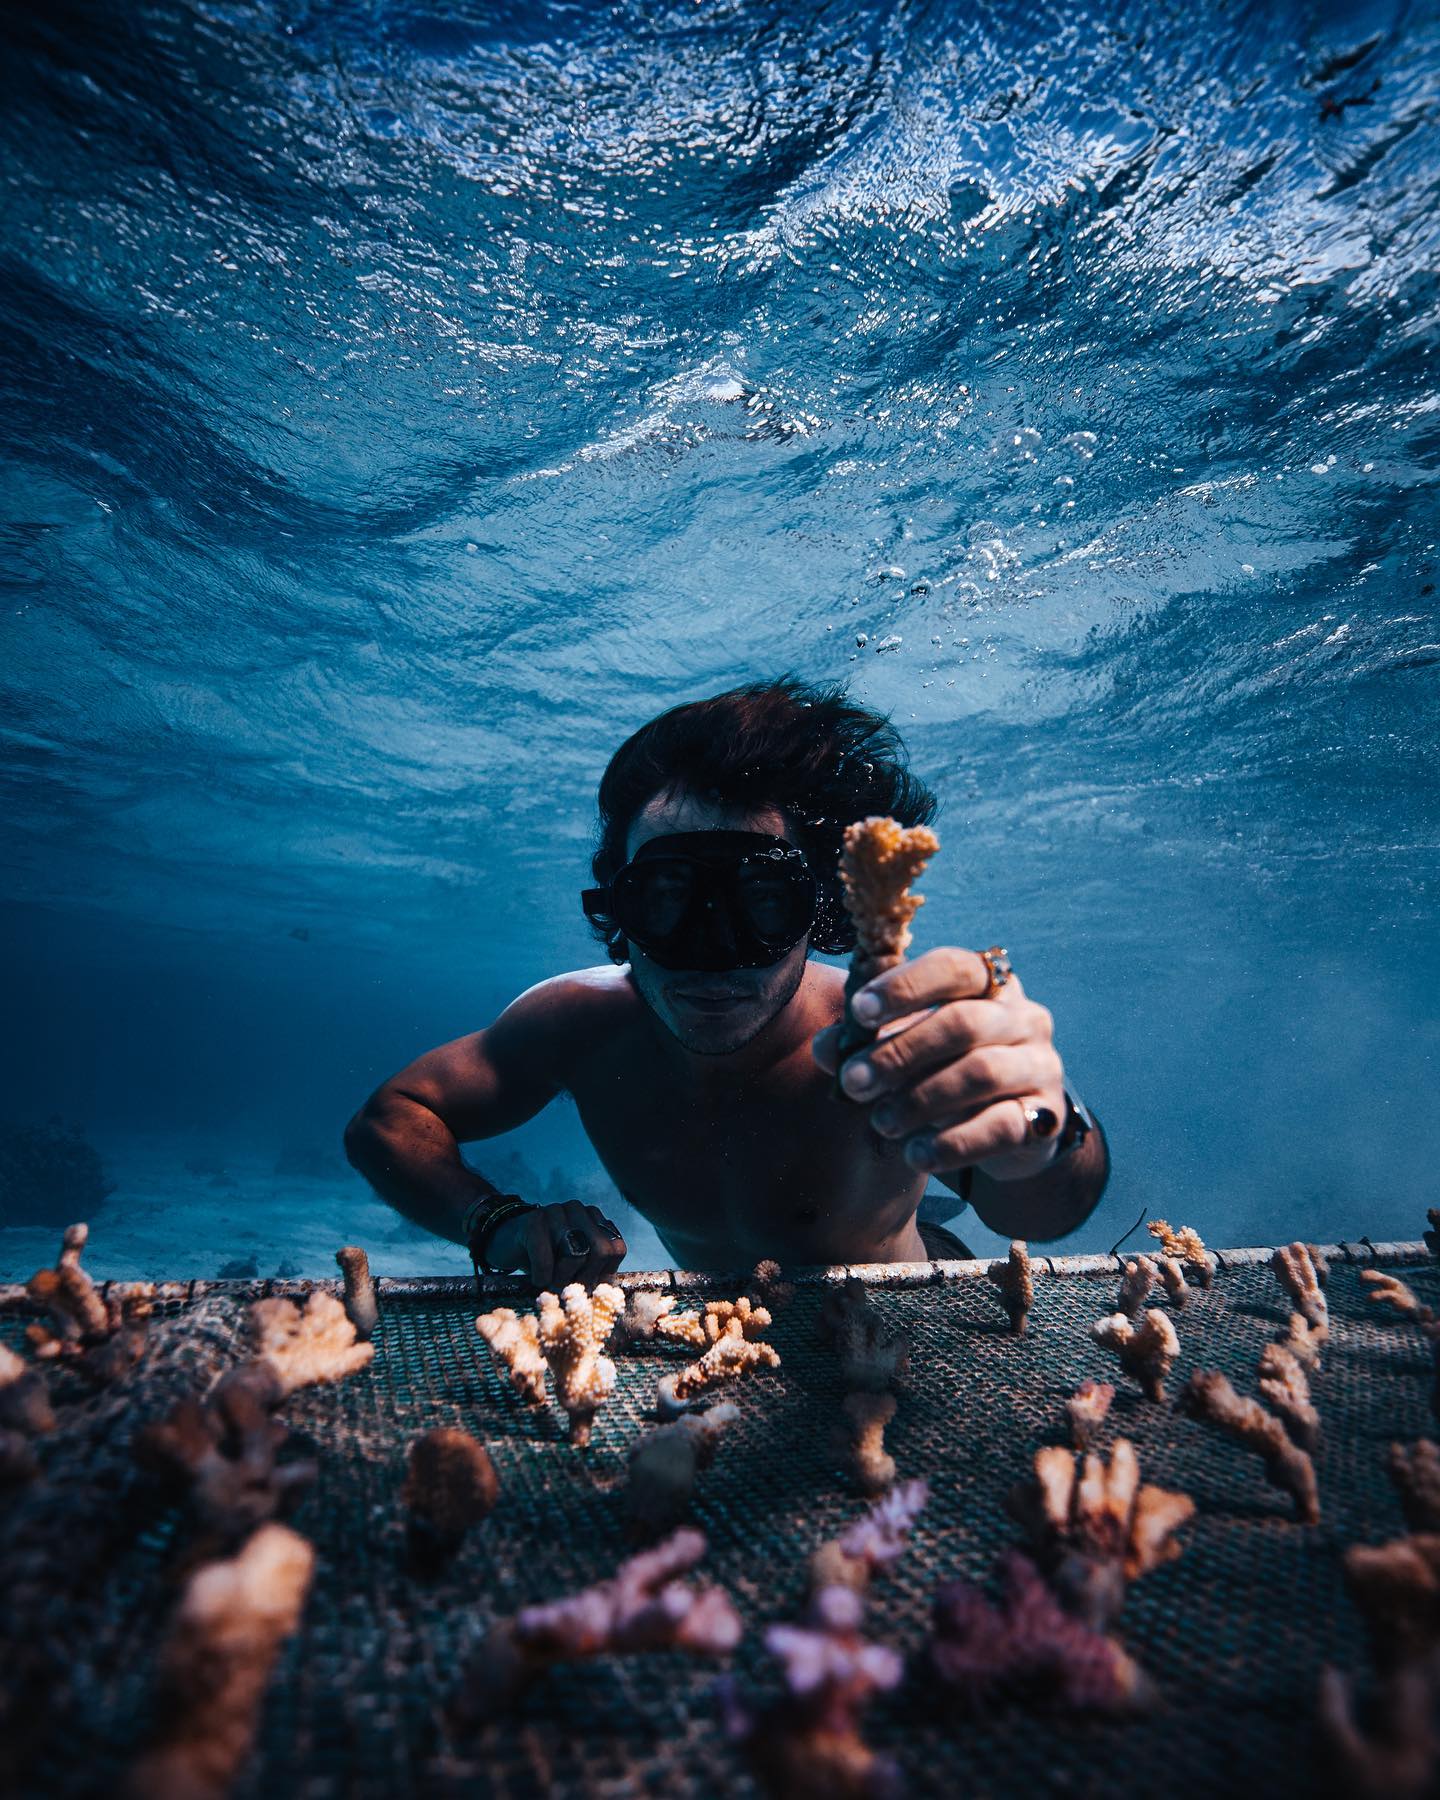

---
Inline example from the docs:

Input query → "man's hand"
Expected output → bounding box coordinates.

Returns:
[485,1200,627,1290]
[811,948,1068,1183]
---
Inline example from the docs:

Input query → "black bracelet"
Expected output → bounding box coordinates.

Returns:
[465,1193,535,1277]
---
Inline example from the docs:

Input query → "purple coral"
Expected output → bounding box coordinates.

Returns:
[927,1551,1152,1715]
[722,1585,903,1799]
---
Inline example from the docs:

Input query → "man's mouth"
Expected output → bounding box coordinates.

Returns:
[672,988,747,1010]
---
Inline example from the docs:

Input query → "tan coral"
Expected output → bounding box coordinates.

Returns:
[334,1246,378,1341]
[841,1391,898,1495]
[1147,1219,1213,1287]
[25,1223,154,1382]
[1181,1370,1320,1525]
[537,1283,625,1446]
[748,1259,794,1313]
[1362,1270,1436,1327]
[650,1295,776,1352]
[1257,1342,1320,1453]
[1007,1439,1194,1630]
[1066,1379,1114,1452]
[656,1326,781,1420]
[833,816,940,1070]
[1317,1663,1440,1800]
[476,1307,548,1406]
[989,1241,1034,1335]
[1343,1535,1440,1670]
[808,1480,930,1600]
[819,1278,911,1392]
[1156,1257,1190,1307]
[1090,1310,1180,1403]
[626,1402,739,1536]
[1116,1257,1157,1319]
[403,1428,498,1569]
[1389,1442,1440,1535]
[1282,1310,1326,1371]
[614,1291,680,1346]
[838,816,941,973]
[127,1523,315,1800]
[249,1292,375,1396]
[1272,1243,1329,1339]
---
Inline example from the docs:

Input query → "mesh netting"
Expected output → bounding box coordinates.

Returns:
[3,1247,1436,1798]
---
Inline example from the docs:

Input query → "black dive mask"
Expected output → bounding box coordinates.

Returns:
[582,831,818,972]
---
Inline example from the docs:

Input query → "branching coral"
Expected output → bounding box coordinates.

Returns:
[249,1292,375,1396]
[988,1241,1034,1335]
[1389,1442,1440,1535]
[1116,1257,1157,1319]
[748,1259,795,1314]
[127,1523,315,1800]
[1256,1343,1320,1453]
[476,1307,549,1405]
[1147,1219,1213,1288]
[1343,1535,1440,1671]
[1272,1243,1329,1340]
[643,1295,777,1352]
[617,1291,684,1345]
[334,1246,378,1341]
[1007,1440,1194,1631]
[626,1402,739,1537]
[927,1550,1154,1716]
[1181,1370,1320,1524]
[656,1323,781,1420]
[1362,1271,1437,1328]
[537,1283,625,1446]
[1157,1256,1191,1307]
[25,1222,154,1384]
[1316,1662,1440,1800]
[833,815,940,1075]
[839,1391,898,1496]
[720,1583,903,1800]
[134,1360,314,1553]
[1066,1379,1114,1452]
[1090,1310,1180,1403]
[808,1480,930,1600]
[819,1278,911,1393]
[451,1528,741,1728]
[1283,1311,1327,1371]
[402,1427,499,1571]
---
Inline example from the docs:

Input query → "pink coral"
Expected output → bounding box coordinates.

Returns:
[451,1528,740,1727]
[927,1550,1153,1715]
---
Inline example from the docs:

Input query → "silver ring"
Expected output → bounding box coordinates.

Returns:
[561,1228,589,1258]
[980,945,1013,998]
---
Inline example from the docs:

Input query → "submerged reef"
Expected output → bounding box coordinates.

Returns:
[0,1116,116,1229]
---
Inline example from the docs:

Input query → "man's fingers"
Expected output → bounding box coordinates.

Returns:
[839,999,1038,1099]
[903,1096,1041,1173]
[523,1212,556,1289]
[586,1204,627,1277]
[854,949,1030,1026]
[869,1043,1064,1139]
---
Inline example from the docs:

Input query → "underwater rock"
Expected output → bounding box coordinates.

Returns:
[0,1116,116,1229]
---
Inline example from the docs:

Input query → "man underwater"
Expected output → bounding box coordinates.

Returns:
[345,677,1109,1286]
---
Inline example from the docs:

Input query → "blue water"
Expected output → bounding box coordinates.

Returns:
[2,0,1437,1279]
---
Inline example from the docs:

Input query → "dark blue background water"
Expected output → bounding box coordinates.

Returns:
[2,0,1437,1277]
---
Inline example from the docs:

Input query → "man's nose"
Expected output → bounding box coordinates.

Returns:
[698,895,738,953]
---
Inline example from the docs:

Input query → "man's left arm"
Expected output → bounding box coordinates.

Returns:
[812,945,1112,1245]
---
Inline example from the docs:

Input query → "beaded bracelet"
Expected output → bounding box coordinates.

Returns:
[463,1192,535,1278]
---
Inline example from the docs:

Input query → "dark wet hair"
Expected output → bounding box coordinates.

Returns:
[585,674,939,964]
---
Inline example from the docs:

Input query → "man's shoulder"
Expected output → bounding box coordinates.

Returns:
[502,966,639,1035]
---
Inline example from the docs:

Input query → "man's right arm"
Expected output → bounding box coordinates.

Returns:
[342,976,625,1287]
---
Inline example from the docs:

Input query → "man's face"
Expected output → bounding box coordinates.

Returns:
[623,788,811,1057]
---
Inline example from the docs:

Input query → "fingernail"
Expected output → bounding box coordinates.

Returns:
[871,1103,900,1134]
[906,1135,936,1170]
[842,1059,876,1096]
[851,990,882,1024]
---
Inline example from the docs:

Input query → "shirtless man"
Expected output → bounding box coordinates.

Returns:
[344,678,1110,1286]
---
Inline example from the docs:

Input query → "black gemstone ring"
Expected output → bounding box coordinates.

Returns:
[1024,1104,1059,1140]
[561,1228,589,1258]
